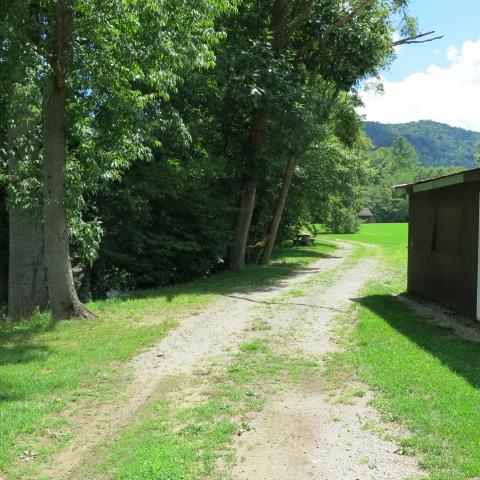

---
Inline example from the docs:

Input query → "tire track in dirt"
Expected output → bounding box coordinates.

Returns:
[41,243,352,479]
[231,255,424,480]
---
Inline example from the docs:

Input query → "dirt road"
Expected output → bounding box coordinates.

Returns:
[43,242,422,479]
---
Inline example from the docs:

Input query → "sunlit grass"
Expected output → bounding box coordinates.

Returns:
[326,223,480,480]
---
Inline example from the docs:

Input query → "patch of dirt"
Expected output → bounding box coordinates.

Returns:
[231,255,424,480]
[232,391,420,480]
[41,243,352,479]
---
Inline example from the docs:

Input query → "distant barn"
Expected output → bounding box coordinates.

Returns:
[358,207,375,223]
[394,168,480,319]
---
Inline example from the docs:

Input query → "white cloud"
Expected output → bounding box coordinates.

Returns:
[359,39,480,131]
[446,46,459,61]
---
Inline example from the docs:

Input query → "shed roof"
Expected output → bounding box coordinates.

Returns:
[392,167,480,198]
[358,207,374,217]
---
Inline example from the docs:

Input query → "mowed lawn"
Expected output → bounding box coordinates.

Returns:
[0,240,336,477]
[327,223,480,480]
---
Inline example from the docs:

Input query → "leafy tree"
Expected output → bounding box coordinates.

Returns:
[364,137,464,222]
[0,0,231,319]
[213,0,414,269]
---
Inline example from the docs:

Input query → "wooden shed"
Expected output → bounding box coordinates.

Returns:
[394,167,480,320]
[358,207,375,223]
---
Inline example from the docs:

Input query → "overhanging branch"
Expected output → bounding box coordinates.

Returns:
[393,30,444,46]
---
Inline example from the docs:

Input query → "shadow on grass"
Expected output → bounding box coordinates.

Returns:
[0,343,50,366]
[354,293,480,390]
[105,242,339,305]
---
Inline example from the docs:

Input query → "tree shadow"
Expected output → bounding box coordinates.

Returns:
[221,294,345,312]
[0,315,56,343]
[101,242,341,305]
[0,343,50,366]
[353,293,480,390]
[0,315,55,403]
[0,342,53,403]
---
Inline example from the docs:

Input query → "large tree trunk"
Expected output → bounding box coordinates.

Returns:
[229,108,268,270]
[42,1,92,320]
[0,189,8,306]
[6,82,49,318]
[260,156,299,265]
[229,175,258,270]
[8,202,48,318]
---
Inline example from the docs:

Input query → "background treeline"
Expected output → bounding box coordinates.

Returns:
[0,0,427,319]
[363,136,465,223]
[365,120,480,168]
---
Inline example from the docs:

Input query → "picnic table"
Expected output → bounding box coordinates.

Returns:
[293,233,314,246]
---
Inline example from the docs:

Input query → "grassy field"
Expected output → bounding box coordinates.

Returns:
[326,223,480,480]
[0,240,336,477]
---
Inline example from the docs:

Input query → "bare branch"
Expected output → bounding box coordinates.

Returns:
[393,30,444,46]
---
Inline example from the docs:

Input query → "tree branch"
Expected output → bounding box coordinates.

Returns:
[297,0,375,57]
[393,30,444,46]
[284,0,316,38]
[272,0,316,51]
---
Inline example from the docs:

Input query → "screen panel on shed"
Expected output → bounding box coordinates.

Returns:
[411,206,435,252]
[432,206,463,256]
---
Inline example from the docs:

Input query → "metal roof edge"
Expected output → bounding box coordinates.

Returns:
[390,166,480,197]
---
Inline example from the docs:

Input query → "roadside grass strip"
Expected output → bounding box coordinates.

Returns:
[325,224,480,480]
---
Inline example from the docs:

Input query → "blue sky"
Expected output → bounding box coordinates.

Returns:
[360,0,480,131]
[386,0,480,81]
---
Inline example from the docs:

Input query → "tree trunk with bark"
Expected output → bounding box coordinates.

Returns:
[229,174,258,270]
[6,85,49,318]
[229,108,268,270]
[42,1,92,320]
[260,156,299,265]
[8,203,48,318]
[0,189,8,306]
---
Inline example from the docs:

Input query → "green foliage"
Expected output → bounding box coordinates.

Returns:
[0,0,233,266]
[0,0,420,301]
[282,95,371,236]
[324,198,361,234]
[364,120,480,168]
[364,137,464,222]
[90,155,233,292]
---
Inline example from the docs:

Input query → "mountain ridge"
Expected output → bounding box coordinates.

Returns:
[364,120,480,168]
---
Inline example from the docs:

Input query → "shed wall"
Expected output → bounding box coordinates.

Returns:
[408,183,480,317]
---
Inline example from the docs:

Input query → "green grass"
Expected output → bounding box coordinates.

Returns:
[76,339,319,480]
[323,222,408,248]
[326,223,480,480]
[0,240,335,477]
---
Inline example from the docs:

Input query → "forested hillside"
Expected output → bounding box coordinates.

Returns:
[363,137,463,223]
[364,120,480,168]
